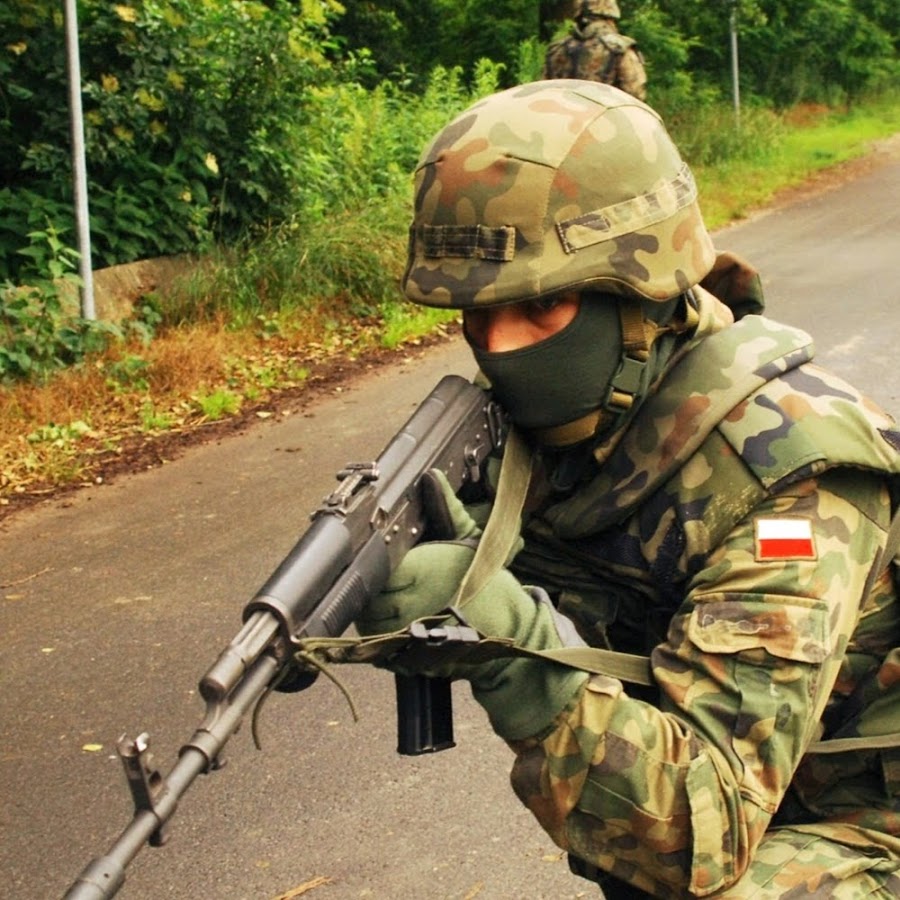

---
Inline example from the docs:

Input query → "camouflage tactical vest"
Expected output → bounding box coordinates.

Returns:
[512,314,900,657]
[544,21,638,85]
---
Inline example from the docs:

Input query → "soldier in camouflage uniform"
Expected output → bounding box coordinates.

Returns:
[354,81,900,897]
[543,0,647,100]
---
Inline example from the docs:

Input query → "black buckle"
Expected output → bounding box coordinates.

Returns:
[399,608,480,668]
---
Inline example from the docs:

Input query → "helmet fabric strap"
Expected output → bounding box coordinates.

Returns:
[603,296,650,414]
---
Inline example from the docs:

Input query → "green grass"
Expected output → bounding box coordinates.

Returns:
[378,304,459,350]
[694,93,900,229]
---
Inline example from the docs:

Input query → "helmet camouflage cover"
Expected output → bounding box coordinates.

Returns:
[580,0,621,18]
[402,80,716,309]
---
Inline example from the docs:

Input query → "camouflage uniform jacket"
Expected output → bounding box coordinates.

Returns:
[542,20,647,100]
[507,290,900,896]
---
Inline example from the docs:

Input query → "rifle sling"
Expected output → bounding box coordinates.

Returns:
[451,424,532,608]
[304,426,900,752]
[451,424,655,686]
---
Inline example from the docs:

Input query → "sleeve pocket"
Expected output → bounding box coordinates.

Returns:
[686,595,830,664]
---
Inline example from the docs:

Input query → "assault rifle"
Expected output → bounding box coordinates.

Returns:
[63,374,506,900]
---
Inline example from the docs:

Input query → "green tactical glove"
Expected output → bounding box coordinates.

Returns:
[355,471,588,741]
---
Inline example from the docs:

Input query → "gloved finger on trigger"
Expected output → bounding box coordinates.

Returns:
[420,468,482,542]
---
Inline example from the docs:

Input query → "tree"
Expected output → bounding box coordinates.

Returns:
[736,0,897,105]
[328,0,444,88]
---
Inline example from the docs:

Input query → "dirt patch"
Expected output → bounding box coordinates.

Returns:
[782,102,833,127]
[0,329,455,523]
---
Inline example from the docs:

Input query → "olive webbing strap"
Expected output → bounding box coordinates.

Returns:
[807,732,900,755]
[451,423,655,687]
[451,424,533,608]
[536,644,653,685]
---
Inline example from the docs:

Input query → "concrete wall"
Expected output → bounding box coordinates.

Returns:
[91,255,198,321]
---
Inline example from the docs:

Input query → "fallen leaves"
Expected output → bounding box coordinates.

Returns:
[270,875,334,899]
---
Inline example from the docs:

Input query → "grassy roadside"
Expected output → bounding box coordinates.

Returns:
[2,97,899,515]
[695,100,900,228]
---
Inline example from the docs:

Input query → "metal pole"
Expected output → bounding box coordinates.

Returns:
[729,2,741,126]
[63,0,96,320]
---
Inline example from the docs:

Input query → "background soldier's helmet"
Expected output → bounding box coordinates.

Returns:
[402,80,716,311]
[579,0,621,19]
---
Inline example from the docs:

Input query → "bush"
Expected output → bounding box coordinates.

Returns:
[151,62,506,329]
[0,227,121,382]
[0,0,342,280]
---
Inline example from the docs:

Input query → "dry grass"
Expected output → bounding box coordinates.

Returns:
[142,323,238,392]
[1,314,347,503]
[0,291,455,512]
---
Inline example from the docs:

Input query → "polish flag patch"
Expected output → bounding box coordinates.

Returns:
[754,517,817,561]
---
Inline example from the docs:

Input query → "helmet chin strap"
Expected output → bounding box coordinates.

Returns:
[533,408,613,448]
[532,294,699,449]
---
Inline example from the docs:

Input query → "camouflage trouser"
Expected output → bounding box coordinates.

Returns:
[574,824,900,898]
[713,824,900,899]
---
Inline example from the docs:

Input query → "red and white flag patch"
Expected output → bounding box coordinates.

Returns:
[754,517,817,561]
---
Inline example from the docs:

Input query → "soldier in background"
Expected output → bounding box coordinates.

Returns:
[543,0,647,100]
[355,81,900,898]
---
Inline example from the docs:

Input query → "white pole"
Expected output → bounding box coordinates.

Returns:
[63,0,96,320]
[729,2,741,126]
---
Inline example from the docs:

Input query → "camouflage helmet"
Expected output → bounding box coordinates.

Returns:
[579,0,621,19]
[402,80,716,309]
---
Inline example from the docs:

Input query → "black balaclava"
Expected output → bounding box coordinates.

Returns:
[466,293,685,448]
[466,299,622,433]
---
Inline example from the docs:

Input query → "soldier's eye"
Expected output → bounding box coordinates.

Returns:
[529,292,579,316]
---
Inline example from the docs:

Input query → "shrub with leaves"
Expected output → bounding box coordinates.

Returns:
[149,62,506,328]
[0,227,121,383]
[0,0,342,280]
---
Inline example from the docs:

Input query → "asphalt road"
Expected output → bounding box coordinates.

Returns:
[2,140,899,900]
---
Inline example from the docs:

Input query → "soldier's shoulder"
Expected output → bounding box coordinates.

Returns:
[546,35,572,53]
[600,32,637,52]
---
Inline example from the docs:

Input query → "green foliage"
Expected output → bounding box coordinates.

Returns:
[105,354,152,393]
[139,400,178,432]
[193,388,241,420]
[626,0,899,108]
[436,0,539,87]
[149,62,504,329]
[624,2,700,103]
[327,0,541,89]
[1,0,342,279]
[664,100,785,168]
[0,227,121,383]
[514,37,547,84]
[329,0,897,105]
[379,304,458,350]
[0,189,74,283]
[1,0,897,380]
[735,0,899,106]
[151,197,409,328]
[327,1,441,89]
[292,61,502,226]
[27,419,93,448]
